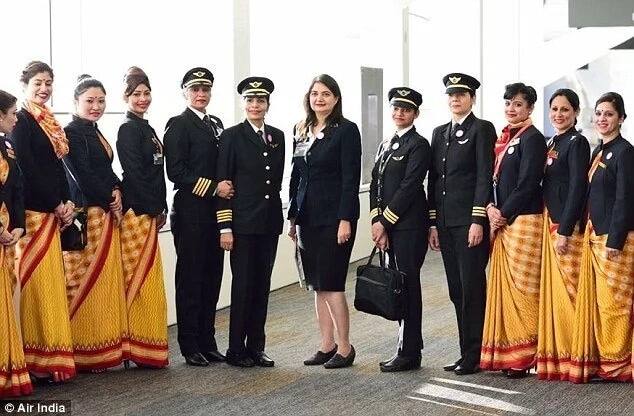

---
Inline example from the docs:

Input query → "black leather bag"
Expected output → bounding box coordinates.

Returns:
[354,247,407,321]
[60,157,88,251]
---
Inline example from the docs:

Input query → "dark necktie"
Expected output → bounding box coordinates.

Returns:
[203,114,213,131]
[450,123,460,137]
[257,129,267,145]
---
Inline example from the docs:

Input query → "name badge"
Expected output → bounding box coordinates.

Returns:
[293,142,310,158]
[153,153,164,165]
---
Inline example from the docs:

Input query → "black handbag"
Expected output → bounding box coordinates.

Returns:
[354,247,407,321]
[60,157,88,251]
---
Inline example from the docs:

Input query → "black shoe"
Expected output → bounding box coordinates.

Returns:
[380,355,421,372]
[184,353,209,367]
[324,345,355,369]
[226,351,255,368]
[251,351,274,367]
[304,344,338,366]
[379,353,399,366]
[506,369,529,379]
[202,350,226,363]
[454,362,480,375]
[443,358,463,372]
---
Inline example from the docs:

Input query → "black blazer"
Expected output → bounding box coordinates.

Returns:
[370,126,431,231]
[11,109,70,213]
[117,112,167,217]
[587,135,634,249]
[216,120,285,235]
[64,116,121,210]
[495,124,547,222]
[164,108,223,224]
[543,127,590,236]
[288,118,361,227]
[0,137,25,230]
[428,112,495,227]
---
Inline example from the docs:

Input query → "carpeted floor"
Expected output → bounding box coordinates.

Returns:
[25,251,634,416]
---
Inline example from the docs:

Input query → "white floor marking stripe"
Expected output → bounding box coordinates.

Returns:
[407,396,500,416]
[431,377,523,395]
[414,383,535,415]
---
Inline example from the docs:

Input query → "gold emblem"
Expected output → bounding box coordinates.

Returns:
[397,89,410,97]
[249,81,263,88]
[193,71,205,77]
[449,76,461,84]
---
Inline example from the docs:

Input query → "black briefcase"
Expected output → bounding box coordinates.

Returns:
[354,247,407,321]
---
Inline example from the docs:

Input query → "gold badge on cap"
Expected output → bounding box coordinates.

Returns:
[250,81,263,88]
[449,76,461,84]
[193,71,205,77]
[397,89,410,97]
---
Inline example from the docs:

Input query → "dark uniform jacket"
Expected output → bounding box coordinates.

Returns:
[11,109,70,213]
[428,112,495,227]
[587,135,634,249]
[117,111,167,217]
[369,126,431,231]
[216,120,285,235]
[0,137,25,230]
[64,116,121,210]
[543,127,590,236]
[288,118,362,227]
[164,108,223,224]
[494,124,546,222]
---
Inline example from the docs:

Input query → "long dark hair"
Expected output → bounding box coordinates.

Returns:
[302,74,343,130]
[0,90,17,114]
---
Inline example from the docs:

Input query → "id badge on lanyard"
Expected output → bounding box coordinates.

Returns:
[151,136,164,165]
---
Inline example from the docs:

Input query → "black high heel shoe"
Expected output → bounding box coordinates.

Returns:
[304,344,338,366]
[323,345,355,369]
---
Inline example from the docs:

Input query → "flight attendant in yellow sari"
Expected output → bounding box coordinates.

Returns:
[0,90,32,397]
[570,92,634,383]
[536,89,589,380]
[63,75,129,372]
[482,83,546,378]
[117,67,168,368]
[11,61,76,383]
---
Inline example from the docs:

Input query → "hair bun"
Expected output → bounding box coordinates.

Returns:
[125,66,147,78]
[77,74,93,83]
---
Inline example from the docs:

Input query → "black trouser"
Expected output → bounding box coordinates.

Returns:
[172,218,224,355]
[437,225,489,365]
[387,228,428,358]
[228,233,279,356]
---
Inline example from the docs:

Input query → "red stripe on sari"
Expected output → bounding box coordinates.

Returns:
[125,219,158,308]
[18,214,57,288]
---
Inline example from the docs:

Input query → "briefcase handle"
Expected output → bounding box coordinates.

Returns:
[366,246,400,271]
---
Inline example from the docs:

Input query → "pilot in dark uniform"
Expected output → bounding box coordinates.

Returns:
[370,87,431,372]
[216,77,284,368]
[427,73,496,375]
[164,67,234,367]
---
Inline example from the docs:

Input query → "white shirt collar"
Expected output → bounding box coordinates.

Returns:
[188,106,206,120]
[452,112,471,127]
[247,119,266,134]
[395,125,414,138]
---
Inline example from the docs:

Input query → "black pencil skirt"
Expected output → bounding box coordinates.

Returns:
[297,221,357,292]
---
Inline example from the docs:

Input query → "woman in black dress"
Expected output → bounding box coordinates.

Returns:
[288,74,361,369]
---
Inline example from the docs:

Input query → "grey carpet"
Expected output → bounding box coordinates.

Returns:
[26,251,634,416]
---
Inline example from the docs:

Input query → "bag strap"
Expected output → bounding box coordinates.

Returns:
[366,246,378,265]
[60,157,87,210]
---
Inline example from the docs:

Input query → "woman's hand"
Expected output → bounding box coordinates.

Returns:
[337,220,352,245]
[7,228,24,245]
[555,235,569,255]
[606,247,621,260]
[288,219,297,243]
[376,232,389,251]
[371,222,385,243]
[110,189,123,213]
[157,213,167,231]
[487,206,507,231]
[61,201,76,226]
[217,180,234,199]
[0,229,13,245]
[220,232,234,251]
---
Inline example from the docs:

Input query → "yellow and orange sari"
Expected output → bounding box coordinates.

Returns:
[63,207,129,371]
[0,197,32,396]
[17,211,75,380]
[536,212,583,380]
[481,214,543,371]
[120,210,168,368]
